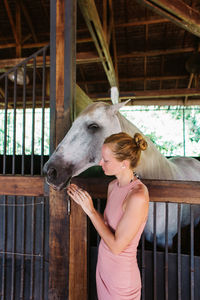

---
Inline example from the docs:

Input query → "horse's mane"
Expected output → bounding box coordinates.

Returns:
[116,112,179,180]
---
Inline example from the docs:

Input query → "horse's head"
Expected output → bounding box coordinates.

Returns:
[43,102,127,191]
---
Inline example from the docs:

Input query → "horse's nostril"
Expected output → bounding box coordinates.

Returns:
[47,168,57,181]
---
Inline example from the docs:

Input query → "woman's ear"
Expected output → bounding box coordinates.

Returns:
[123,160,130,169]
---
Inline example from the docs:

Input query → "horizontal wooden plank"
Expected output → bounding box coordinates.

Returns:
[71,177,200,205]
[0,175,47,196]
[0,175,199,204]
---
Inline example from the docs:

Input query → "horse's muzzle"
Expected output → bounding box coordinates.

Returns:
[43,160,74,191]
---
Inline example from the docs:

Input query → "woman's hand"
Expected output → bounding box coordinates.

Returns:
[67,184,95,216]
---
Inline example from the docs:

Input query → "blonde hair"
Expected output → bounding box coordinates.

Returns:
[104,132,147,169]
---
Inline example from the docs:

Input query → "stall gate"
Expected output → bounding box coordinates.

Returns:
[73,177,200,300]
[0,46,49,300]
[89,202,200,300]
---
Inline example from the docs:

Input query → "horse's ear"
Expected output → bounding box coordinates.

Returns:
[109,99,131,115]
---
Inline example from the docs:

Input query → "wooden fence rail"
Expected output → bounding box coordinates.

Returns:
[0,175,199,300]
[0,175,199,204]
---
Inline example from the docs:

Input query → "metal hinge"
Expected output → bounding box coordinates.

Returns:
[67,195,71,215]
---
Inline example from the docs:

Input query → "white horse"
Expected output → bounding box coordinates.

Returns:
[43,101,200,247]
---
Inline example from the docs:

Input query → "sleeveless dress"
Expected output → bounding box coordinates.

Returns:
[96,179,146,300]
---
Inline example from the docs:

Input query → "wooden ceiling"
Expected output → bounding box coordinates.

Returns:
[1,0,200,106]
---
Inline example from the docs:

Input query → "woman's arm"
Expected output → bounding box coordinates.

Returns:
[67,183,149,255]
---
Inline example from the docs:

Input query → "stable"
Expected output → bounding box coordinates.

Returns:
[0,1,200,299]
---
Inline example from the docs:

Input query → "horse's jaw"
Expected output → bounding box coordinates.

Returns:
[46,176,72,192]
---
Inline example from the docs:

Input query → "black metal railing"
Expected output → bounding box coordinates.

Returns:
[0,47,49,300]
[0,45,50,176]
[89,199,200,300]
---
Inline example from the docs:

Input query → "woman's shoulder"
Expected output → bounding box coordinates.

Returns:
[129,180,149,202]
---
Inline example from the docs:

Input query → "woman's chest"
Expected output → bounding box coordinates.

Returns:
[104,189,127,230]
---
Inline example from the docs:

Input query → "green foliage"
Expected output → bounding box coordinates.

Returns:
[0,108,50,155]
[121,106,200,157]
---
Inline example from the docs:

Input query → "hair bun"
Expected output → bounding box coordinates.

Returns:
[133,133,147,151]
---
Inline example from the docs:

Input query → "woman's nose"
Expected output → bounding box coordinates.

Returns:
[99,158,103,166]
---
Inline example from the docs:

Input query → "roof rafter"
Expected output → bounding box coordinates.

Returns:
[3,0,20,45]
[19,0,38,43]
[138,0,200,37]
[78,0,118,87]
[92,88,200,100]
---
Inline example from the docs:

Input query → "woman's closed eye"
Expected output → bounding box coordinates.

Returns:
[103,158,109,163]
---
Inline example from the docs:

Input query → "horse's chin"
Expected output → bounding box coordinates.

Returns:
[46,176,72,192]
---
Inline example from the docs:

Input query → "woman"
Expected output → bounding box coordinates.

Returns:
[67,132,149,300]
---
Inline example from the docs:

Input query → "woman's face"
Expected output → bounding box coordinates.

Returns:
[99,144,123,176]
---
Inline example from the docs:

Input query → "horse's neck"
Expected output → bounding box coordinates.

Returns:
[117,112,177,179]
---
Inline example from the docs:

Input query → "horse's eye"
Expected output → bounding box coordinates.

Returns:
[88,123,99,130]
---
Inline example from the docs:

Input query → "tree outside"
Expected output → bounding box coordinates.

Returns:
[120,106,200,157]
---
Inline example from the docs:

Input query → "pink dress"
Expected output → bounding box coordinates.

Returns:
[96,179,146,300]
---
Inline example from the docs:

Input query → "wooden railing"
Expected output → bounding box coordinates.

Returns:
[0,175,200,299]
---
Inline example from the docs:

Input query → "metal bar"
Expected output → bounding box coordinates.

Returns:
[21,64,27,175]
[12,69,17,175]
[1,196,7,300]
[3,76,8,174]
[20,196,25,300]
[30,196,35,300]
[49,0,56,156]
[0,45,49,80]
[31,58,36,175]
[40,198,45,300]
[40,48,46,175]
[177,203,181,300]
[141,232,145,300]
[11,196,16,300]
[165,202,168,300]
[153,202,157,300]
[182,108,186,156]
[190,205,194,300]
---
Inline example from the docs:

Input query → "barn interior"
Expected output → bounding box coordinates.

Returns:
[0,1,200,300]
[0,0,200,108]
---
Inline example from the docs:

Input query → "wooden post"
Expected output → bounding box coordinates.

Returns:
[49,0,76,299]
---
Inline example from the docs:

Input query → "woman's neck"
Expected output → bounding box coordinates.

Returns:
[116,169,136,187]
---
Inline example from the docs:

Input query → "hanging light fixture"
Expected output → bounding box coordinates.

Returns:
[8,67,29,85]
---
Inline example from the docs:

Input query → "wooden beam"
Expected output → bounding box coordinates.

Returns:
[0,45,196,69]
[0,85,91,112]
[0,176,199,205]
[0,42,49,50]
[72,177,200,205]
[115,18,170,27]
[77,37,93,43]
[118,47,195,59]
[0,52,102,70]
[138,0,200,37]
[102,0,108,36]
[92,88,200,100]
[22,42,49,49]
[184,73,194,105]
[122,88,200,99]
[77,17,170,31]
[48,0,71,299]
[78,75,188,85]
[16,2,22,57]
[3,0,19,44]
[76,51,103,64]
[0,176,46,196]
[78,0,118,87]
[109,0,118,84]
[69,200,88,300]
[19,0,38,43]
